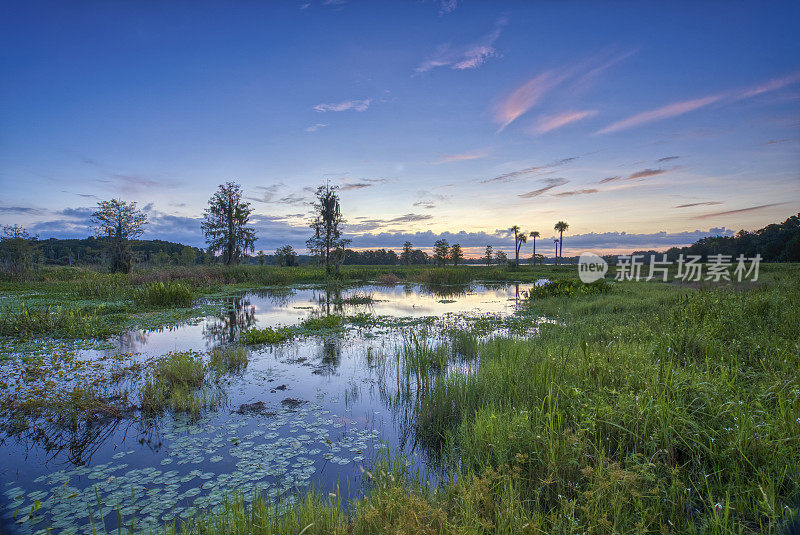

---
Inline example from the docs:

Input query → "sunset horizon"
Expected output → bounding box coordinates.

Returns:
[2,1,798,257]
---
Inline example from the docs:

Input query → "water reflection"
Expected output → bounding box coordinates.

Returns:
[316,338,342,376]
[0,281,543,534]
[203,296,257,344]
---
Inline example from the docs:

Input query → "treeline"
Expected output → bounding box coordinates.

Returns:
[29,237,210,266]
[629,213,800,262]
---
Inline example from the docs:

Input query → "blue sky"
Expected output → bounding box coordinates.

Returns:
[1,0,798,255]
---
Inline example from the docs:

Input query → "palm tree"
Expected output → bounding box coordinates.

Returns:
[554,221,569,265]
[529,231,540,265]
[554,239,559,264]
[510,225,526,268]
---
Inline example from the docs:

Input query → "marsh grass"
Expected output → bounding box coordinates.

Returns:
[301,314,345,331]
[139,351,222,418]
[209,345,249,373]
[0,301,112,338]
[525,278,611,298]
[407,280,800,532]
[241,326,294,344]
[132,281,194,308]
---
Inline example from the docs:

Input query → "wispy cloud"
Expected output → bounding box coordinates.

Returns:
[313,99,371,112]
[482,157,577,184]
[762,138,791,145]
[346,213,434,232]
[628,168,667,180]
[494,51,634,131]
[247,184,284,204]
[691,202,790,219]
[494,71,572,131]
[518,177,569,198]
[0,205,42,214]
[415,16,507,73]
[599,168,668,183]
[674,201,723,208]
[657,155,680,162]
[599,72,800,134]
[532,110,597,134]
[554,188,599,197]
[337,177,389,191]
[304,123,328,132]
[435,0,459,14]
[430,150,488,165]
[91,173,180,195]
[598,95,723,134]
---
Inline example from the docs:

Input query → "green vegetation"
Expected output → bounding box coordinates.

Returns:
[139,351,223,418]
[132,280,195,308]
[209,345,249,374]
[525,278,611,298]
[0,301,113,338]
[164,265,797,533]
[241,325,294,345]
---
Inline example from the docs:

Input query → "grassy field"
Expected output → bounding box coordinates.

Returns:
[159,264,799,534]
[1,263,798,533]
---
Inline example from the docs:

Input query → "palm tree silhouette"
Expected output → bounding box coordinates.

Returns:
[510,225,521,268]
[529,231,540,265]
[554,221,569,265]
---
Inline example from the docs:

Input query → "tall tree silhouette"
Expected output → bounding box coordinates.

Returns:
[484,245,493,266]
[554,221,569,265]
[202,182,256,265]
[307,184,350,274]
[92,199,147,273]
[450,243,463,266]
[401,241,413,265]
[433,239,450,266]
[510,225,527,268]
[529,231,540,265]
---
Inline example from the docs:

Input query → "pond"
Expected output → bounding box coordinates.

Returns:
[0,281,546,534]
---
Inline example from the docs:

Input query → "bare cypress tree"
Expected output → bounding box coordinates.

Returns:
[91,199,147,273]
[306,184,350,274]
[201,182,256,265]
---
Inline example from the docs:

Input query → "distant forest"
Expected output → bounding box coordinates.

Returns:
[629,213,800,263]
[4,213,799,268]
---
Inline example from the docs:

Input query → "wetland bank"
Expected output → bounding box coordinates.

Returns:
[0,264,798,534]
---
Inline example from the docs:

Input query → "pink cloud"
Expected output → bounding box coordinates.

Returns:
[532,110,597,134]
[598,95,723,134]
[598,72,800,134]
[494,51,634,132]
[494,71,571,131]
[430,150,488,165]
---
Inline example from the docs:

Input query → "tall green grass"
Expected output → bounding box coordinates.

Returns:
[139,351,222,418]
[132,281,194,308]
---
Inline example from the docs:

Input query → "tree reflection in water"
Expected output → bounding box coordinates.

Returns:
[315,338,342,376]
[203,295,257,344]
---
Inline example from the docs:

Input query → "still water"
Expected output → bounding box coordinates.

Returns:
[0,282,542,534]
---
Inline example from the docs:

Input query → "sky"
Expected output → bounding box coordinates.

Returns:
[1,0,799,257]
